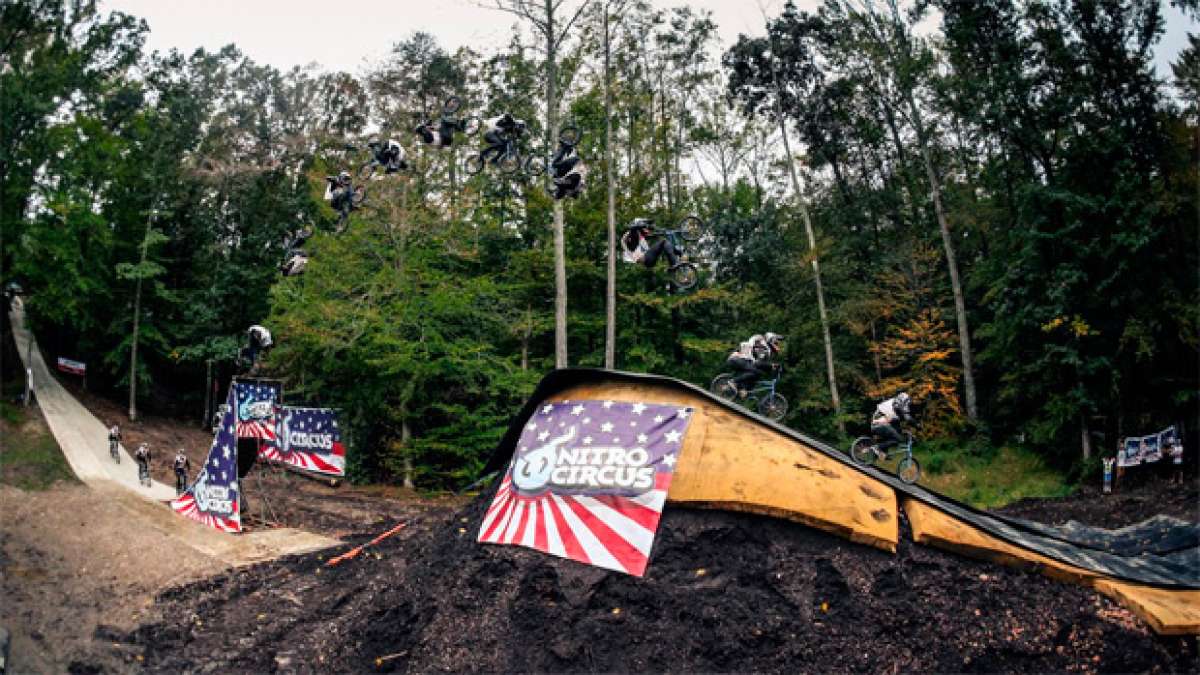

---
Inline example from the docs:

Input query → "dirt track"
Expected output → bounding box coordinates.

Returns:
[117,481,1198,674]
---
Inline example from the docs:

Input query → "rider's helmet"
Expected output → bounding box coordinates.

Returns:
[894,391,912,414]
[630,217,653,230]
[764,332,784,353]
[367,137,381,148]
[338,170,351,184]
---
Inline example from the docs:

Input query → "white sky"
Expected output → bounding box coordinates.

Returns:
[97,1,1197,80]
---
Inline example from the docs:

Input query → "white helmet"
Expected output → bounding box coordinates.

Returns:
[895,392,912,410]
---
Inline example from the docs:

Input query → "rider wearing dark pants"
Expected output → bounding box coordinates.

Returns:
[480,113,525,164]
[871,392,913,454]
[325,171,353,217]
[174,450,191,493]
[134,443,151,483]
[551,141,586,200]
[727,333,783,396]
[415,117,458,148]
[368,138,408,172]
[621,219,679,269]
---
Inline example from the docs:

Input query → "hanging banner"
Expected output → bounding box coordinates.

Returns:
[1120,437,1143,467]
[1139,434,1162,464]
[234,380,281,454]
[56,357,86,375]
[171,390,241,532]
[478,399,694,577]
[1161,426,1183,465]
[260,406,346,476]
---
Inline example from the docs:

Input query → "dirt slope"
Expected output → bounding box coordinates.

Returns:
[121,482,1197,674]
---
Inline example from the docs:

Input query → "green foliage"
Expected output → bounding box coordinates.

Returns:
[0,407,79,490]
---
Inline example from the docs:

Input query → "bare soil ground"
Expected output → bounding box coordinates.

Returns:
[114,480,1197,675]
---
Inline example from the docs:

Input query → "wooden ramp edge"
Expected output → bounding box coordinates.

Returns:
[903,497,1200,635]
[547,381,900,553]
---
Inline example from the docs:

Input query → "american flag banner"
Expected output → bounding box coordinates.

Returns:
[234,380,281,445]
[479,399,694,576]
[172,389,241,532]
[260,406,346,476]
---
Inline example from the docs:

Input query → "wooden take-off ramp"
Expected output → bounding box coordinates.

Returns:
[487,369,1199,635]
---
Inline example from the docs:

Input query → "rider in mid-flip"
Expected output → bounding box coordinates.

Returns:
[173,449,191,494]
[726,332,783,398]
[621,218,680,270]
[280,226,312,277]
[367,138,408,172]
[871,392,913,459]
[414,114,460,148]
[480,113,526,164]
[550,140,586,200]
[324,171,354,220]
[134,442,151,483]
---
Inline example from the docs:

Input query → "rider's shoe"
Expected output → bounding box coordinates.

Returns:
[873,448,886,461]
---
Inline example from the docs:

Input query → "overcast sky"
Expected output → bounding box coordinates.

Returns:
[102,0,1194,80]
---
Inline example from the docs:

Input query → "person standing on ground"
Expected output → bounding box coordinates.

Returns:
[173,449,191,494]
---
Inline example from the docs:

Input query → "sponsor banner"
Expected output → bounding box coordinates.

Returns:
[479,399,694,577]
[259,406,346,476]
[56,357,86,375]
[1119,427,1180,468]
[234,381,281,456]
[1119,437,1141,468]
[171,390,241,532]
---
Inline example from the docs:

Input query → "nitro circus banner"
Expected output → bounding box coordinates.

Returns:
[235,380,280,452]
[1119,426,1181,468]
[259,407,346,476]
[172,390,241,532]
[479,399,694,576]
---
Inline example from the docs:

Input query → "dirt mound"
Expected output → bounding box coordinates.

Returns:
[120,485,1197,674]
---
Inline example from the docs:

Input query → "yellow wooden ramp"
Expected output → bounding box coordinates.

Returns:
[489,369,1199,635]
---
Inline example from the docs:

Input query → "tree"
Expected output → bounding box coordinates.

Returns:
[490,0,592,368]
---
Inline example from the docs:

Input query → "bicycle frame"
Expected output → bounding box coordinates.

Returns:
[873,432,915,463]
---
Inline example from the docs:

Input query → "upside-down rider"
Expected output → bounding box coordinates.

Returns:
[480,113,526,164]
[726,332,784,398]
[871,392,913,460]
[621,218,680,271]
[367,138,409,172]
[414,112,461,148]
[550,140,586,200]
[280,226,313,277]
[324,171,354,219]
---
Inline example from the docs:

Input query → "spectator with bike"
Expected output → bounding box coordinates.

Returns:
[550,139,586,200]
[871,392,913,460]
[107,424,122,463]
[727,333,784,398]
[134,442,151,487]
[173,449,191,494]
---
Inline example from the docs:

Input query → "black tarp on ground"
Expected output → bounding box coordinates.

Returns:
[483,368,1200,589]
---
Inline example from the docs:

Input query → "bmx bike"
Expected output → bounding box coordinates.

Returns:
[709,365,788,421]
[849,431,921,484]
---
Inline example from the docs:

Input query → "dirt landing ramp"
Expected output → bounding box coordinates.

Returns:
[10,302,338,564]
[486,369,1199,635]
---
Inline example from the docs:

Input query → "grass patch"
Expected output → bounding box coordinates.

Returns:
[0,405,78,490]
[917,444,1072,509]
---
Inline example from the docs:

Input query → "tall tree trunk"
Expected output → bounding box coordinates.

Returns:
[603,5,617,369]
[772,74,843,432]
[1080,415,1092,462]
[401,417,414,489]
[127,213,153,422]
[546,0,569,369]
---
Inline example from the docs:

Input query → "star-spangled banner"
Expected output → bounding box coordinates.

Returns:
[478,399,693,576]
[235,380,281,445]
[171,388,241,532]
[259,406,346,476]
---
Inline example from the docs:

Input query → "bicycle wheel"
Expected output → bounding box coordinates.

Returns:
[499,152,521,174]
[559,124,582,146]
[758,393,788,421]
[897,457,921,484]
[351,185,367,207]
[679,215,703,242]
[709,374,738,401]
[525,155,546,178]
[462,116,481,136]
[464,154,485,175]
[850,437,878,465]
[443,95,463,115]
[357,160,378,181]
[671,262,698,290]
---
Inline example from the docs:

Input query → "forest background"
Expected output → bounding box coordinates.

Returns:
[3,0,1197,493]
